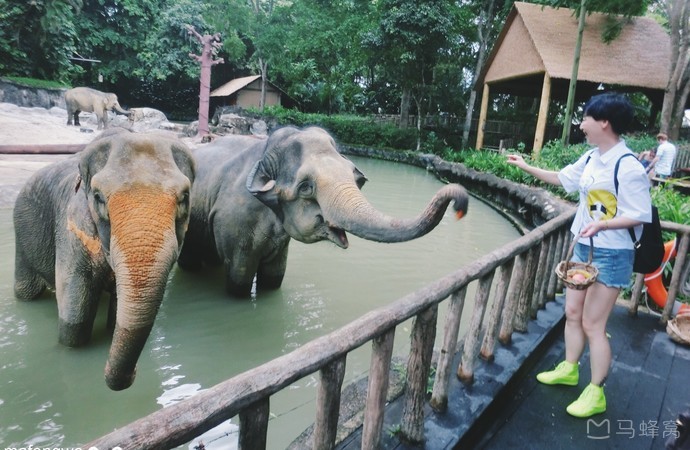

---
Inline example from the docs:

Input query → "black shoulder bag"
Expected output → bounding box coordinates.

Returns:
[584,152,665,274]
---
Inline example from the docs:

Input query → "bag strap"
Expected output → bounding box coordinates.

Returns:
[584,151,641,245]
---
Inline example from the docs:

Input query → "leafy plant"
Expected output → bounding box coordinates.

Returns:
[2,76,70,90]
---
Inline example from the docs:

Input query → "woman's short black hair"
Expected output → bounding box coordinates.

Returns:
[583,92,633,135]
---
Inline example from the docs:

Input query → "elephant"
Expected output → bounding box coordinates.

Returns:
[13,128,195,391]
[177,126,469,298]
[64,87,130,130]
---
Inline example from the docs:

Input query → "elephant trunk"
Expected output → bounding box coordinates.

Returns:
[103,188,179,390]
[324,182,469,243]
[114,104,130,115]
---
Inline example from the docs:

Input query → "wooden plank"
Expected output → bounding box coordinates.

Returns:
[499,252,528,344]
[480,260,514,361]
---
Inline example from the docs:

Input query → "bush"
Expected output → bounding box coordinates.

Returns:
[2,76,70,90]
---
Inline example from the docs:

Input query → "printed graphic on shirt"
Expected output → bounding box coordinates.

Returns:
[587,189,617,221]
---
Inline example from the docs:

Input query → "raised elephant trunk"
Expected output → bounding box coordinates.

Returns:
[324,182,469,244]
[104,187,179,391]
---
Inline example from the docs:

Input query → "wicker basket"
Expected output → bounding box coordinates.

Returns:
[667,313,690,346]
[555,237,599,290]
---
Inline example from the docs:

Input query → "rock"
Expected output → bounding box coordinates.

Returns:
[251,119,268,137]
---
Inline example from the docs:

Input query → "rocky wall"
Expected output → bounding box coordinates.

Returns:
[0,79,67,109]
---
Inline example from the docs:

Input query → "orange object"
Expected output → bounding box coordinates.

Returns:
[644,239,677,309]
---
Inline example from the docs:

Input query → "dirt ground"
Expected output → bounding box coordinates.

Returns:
[0,102,201,207]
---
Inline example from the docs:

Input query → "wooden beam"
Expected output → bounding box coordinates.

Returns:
[475,83,490,150]
[533,73,551,156]
[0,144,86,154]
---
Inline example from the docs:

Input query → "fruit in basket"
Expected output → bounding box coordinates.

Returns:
[567,268,591,282]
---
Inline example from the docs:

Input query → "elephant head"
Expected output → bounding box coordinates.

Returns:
[246,126,469,248]
[103,92,130,115]
[78,131,194,390]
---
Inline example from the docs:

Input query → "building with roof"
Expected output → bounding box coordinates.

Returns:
[210,75,295,110]
[475,2,672,152]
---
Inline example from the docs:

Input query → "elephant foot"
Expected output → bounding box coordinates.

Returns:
[58,320,93,347]
[225,281,254,299]
[14,276,47,300]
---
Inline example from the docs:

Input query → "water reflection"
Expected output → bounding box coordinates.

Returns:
[0,156,520,448]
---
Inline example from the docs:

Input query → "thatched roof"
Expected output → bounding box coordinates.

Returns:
[477,2,671,101]
[210,75,262,97]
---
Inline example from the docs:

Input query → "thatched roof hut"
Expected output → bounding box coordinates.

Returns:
[475,2,671,152]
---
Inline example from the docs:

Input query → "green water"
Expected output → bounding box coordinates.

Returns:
[0,156,520,449]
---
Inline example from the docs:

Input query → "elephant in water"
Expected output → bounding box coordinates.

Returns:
[13,129,195,390]
[177,126,469,298]
[65,87,130,129]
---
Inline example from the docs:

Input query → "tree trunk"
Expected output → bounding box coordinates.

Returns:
[660,0,690,139]
[259,57,268,111]
[400,87,411,129]
[461,0,496,149]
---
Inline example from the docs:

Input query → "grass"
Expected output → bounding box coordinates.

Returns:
[1,76,70,90]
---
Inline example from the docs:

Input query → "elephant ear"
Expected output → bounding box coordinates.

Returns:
[246,160,279,211]
[171,142,195,184]
[78,136,114,193]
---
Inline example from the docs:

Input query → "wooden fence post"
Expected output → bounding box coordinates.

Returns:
[400,305,438,444]
[313,356,347,449]
[480,259,515,361]
[362,330,396,449]
[239,398,270,450]
[458,271,495,383]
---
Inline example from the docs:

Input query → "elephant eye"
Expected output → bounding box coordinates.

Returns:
[297,180,314,198]
[92,191,109,219]
[177,190,190,218]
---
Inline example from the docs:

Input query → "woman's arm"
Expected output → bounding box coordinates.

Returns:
[580,216,643,238]
[506,154,562,186]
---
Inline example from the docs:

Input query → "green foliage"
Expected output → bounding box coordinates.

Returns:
[651,183,690,227]
[1,76,70,89]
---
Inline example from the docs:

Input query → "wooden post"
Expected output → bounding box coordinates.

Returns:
[313,356,347,449]
[458,271,495,383]
[532,73,551,156]
[628,273,645,316]
[430,287,467,412]
[400,305,438,444]
[239,398,270,450]
[480,259,514,361]
[475,83,490,150]
[362,329,395,450]
[499,252,527,344]
[661,232,690,323]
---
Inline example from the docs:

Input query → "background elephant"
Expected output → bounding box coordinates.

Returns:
[177,126,469,298]
[13,129,195,391]
[64,86,130,130]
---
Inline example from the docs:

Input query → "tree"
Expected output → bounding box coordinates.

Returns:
[364,0,456,140]
[660,0,690,139]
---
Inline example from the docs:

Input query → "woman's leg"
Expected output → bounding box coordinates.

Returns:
[582,282,620,384]
[564,287,587,363]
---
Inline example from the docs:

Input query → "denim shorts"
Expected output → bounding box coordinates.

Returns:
[572,242,634,289]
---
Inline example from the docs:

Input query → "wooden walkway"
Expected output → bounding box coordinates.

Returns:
[336,297,690,450]
[470,303,690,450]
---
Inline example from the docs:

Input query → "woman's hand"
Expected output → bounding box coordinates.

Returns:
[506,154,529,170]
[580,220,605,238]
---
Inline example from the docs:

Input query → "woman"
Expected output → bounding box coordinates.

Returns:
[507,92,651,418]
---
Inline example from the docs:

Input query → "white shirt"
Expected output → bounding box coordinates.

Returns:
[558,141,652,249]
[655,141,677,176]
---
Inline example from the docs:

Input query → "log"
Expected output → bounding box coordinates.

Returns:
[0,144,86,154]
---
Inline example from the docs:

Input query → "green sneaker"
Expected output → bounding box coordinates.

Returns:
[566,383,606,418]
[536,360,579,386]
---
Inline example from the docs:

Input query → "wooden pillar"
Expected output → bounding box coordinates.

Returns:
[532,73,551,156]
[475,83,490,150]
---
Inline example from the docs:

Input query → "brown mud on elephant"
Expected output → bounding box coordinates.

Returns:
[13,129,195,390]
[65,86,130,130]
[177,126,469,298]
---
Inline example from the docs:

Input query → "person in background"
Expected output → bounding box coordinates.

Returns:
[506,92,652,419]
[638,148,656,180]
[651,132,677,181]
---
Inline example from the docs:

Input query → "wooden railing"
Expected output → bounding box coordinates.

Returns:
[86,212,690,450]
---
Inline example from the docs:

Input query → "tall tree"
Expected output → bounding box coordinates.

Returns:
[660,0,690,139]
[364,0,456,137]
